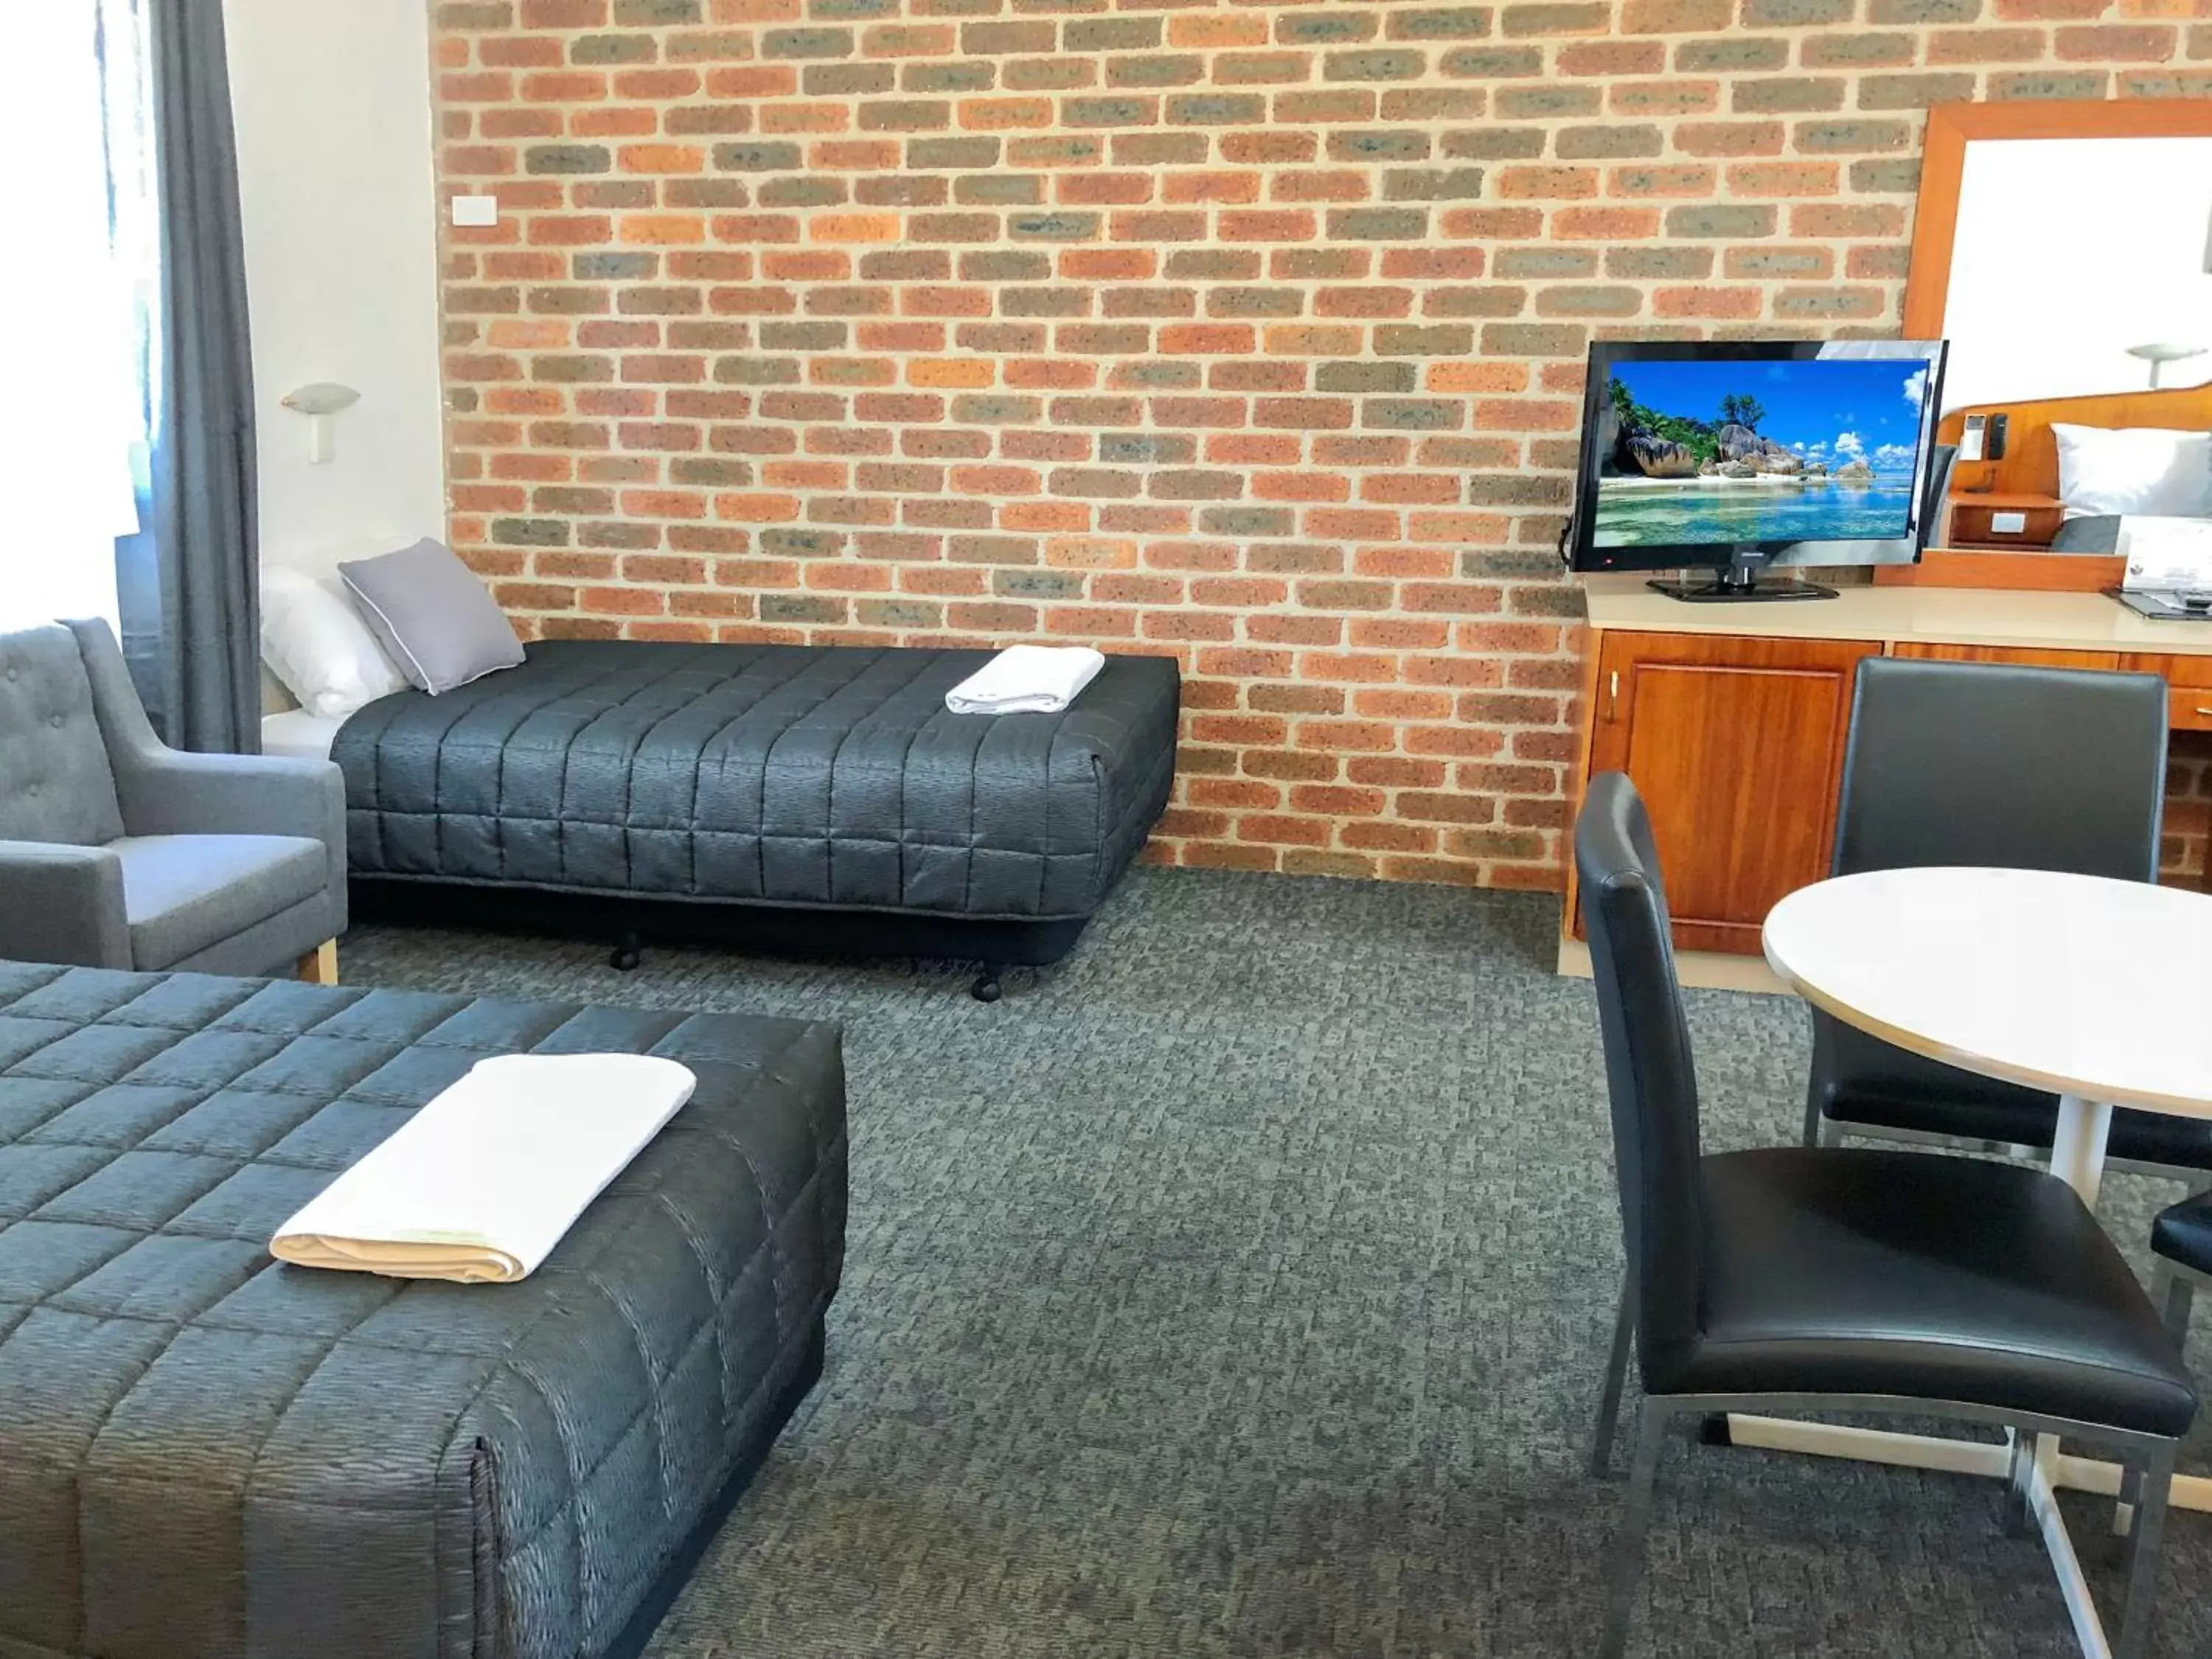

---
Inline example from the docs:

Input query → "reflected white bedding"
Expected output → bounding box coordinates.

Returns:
[260,708,344,761]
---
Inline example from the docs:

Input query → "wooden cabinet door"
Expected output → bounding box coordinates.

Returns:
[1579,630,1879,954]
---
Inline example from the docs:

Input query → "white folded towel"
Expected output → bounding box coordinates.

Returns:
[270,1053,697,1284]
[945,645,1106,714]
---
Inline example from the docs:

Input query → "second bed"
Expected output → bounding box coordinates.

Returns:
[274,639,1180,995]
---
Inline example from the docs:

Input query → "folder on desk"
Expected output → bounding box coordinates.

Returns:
[2110,518,2212,622]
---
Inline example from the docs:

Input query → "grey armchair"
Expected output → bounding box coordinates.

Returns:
[0,619,347,979]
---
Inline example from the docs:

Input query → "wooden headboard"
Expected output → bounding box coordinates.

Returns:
[1938,381,2212,502]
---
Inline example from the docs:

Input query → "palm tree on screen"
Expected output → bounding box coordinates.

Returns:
[1718,393,1767,431]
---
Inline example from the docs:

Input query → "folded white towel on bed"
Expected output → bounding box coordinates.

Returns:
[945,645,1106,714]
[270,1053,697,1284]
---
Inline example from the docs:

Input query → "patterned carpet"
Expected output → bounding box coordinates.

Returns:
[342,867,2212,1658]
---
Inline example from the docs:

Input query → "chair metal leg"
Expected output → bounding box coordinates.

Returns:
[2115,1275,2194,1537]
[1599,1399,1669,1659]
[1801,1092,1823,1148]
[2154,1262,2194,1349]
[2115,1442,2176,1659]
[1591,1277,1636,1477]
[2001,1427,2036,1539]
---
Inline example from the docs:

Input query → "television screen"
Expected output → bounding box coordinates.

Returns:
[1571,341,1948,576]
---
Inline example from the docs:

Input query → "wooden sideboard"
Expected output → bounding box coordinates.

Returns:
[1562,577,2212,985]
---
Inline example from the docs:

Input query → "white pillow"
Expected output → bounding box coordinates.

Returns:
[260,564,410,718]
[2051,423,2212,521]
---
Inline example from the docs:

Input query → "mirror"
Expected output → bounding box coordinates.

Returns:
[1941,136,2212,411]
[1906,102,2212,415]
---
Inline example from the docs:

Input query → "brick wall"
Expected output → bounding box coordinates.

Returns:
[428,0,2212,894]
[2170,744,2212,888]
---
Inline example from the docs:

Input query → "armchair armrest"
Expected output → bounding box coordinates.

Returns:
[114,748,344,845]
[0,842,131,969]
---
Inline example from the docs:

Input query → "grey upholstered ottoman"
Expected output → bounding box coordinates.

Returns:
[0,961,845,1659]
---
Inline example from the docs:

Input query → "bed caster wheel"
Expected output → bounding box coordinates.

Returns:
[610,936,642,973]
[970,970,1004,1004]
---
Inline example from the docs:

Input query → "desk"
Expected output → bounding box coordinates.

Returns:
[1562,577,2212,988]
[1749,866,2212,1659]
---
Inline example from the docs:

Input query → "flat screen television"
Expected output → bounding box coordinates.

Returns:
[1566,339,1951,601]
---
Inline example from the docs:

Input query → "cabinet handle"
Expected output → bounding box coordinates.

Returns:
[1609,669,1620,715]
[2198,706,2212,717]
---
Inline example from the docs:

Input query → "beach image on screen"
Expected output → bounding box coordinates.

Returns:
[1593,357,1931,548]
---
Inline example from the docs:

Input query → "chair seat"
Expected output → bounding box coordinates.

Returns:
[1646,1147,2197,1438]
[110,834,327,970]
[1815,1020,2212,1170]
[2153,1194,2212,1277]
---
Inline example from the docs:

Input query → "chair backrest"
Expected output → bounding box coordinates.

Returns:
[1576,772,1703,1377]
[1833,656,2165,882]
[0,625,125,846]
[1923,443,1957,535]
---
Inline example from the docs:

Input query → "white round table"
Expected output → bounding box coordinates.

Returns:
[1749,866,2212,1659]
[1764,865,2212,1203]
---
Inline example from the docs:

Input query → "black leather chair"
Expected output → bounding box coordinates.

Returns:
[1801,656,2209,1175]
[2150,1192,2212,1341]
[1579,771,2194,1659]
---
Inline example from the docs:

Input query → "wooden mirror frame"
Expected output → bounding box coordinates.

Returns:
[1903,98,2212,339]
[1888,99,2212,589]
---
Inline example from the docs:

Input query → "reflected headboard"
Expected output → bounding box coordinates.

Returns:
[1939,381,2212,504]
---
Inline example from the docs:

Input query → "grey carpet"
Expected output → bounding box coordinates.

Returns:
[341,868,2212,1658]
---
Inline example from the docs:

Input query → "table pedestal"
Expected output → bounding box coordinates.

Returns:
[1720,1095,2160,1659]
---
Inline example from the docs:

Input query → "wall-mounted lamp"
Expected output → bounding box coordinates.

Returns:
[280,382,361,464]
[2126,344,2208,389]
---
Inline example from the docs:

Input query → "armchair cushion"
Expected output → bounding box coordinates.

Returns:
[111,835,327,970]
[0,625,125,846]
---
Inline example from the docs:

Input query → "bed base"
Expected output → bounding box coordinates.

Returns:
[599,1321,826,1659]
[350,877,1088,1001]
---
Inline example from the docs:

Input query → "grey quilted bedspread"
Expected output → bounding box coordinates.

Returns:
[336,641,1180,919]
[0,961,846,1659]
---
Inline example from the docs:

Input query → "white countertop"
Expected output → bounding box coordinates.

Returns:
[1579,574,2212,655]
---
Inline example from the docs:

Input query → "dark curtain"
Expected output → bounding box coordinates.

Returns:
[114,0,258,753]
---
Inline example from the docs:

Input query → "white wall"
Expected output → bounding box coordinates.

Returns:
[224,0,446,577]
[1942,136,2212,413]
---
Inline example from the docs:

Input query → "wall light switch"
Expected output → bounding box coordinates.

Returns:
[1959,415,1986,463]
[1991,510,2028,535]
[451,194,499,228]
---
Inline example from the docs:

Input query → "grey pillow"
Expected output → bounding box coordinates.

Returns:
[338,539,524,695]
[2048,514,2124,555]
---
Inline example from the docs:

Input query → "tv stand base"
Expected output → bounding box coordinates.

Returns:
[1647,576,1837,602]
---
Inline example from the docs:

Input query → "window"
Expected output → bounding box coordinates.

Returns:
[0,0,156,630]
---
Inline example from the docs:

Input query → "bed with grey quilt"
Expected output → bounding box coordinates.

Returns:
[334,640,1180,988]
[0,960,846,1659]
